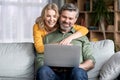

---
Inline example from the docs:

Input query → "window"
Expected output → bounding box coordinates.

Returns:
[0,0,49,42]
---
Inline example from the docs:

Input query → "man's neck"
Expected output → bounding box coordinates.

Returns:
[60,28,70,34]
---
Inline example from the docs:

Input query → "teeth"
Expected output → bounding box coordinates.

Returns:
[48,22,55,25]
[49,23,54,25]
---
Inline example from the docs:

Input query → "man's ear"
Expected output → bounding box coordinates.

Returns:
[74,18,77,23]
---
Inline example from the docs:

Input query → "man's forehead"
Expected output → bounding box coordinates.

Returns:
[61,10,76,16]
[61,10,76,13]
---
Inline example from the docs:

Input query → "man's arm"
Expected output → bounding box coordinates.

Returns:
[78,36,95,71]
[79,59,94,71]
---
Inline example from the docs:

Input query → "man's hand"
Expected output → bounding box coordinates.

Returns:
[79,60,94,71]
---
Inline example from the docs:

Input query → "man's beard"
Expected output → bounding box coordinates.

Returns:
[60,22,72,32]
[60,24,72,33]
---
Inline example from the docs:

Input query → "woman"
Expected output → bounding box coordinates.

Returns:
[33,3,88,54]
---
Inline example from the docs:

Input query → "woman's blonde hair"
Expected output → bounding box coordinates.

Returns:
[36,3,59,29]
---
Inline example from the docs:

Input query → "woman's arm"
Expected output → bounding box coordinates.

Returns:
[59,25,88,45]
[33,24,46,53]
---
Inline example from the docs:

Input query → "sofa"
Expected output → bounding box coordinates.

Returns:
[0,39,119,80]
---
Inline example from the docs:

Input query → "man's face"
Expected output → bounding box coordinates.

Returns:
[59,10,77,32]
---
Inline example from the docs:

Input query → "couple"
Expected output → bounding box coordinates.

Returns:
[33,3,95,80]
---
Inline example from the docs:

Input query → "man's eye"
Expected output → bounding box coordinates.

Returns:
[69,18,73,20]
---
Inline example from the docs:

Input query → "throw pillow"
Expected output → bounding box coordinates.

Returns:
[87,40,114,78]
[99,51,120,80]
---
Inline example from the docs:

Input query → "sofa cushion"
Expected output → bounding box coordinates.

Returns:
[88,40,115,79]
[99,51,120,80]
[0,43,35,80]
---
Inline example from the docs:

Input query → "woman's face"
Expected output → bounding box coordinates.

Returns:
[44,9,58,29]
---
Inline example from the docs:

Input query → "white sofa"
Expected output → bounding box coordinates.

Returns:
[0,43,35,80]
[0,40,119,80]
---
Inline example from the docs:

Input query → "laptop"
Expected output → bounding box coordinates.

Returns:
[44,44,81,67]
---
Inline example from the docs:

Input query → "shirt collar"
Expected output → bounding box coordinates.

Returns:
[58,27,76,34]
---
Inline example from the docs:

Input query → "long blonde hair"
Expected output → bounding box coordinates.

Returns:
[36,3,59,29]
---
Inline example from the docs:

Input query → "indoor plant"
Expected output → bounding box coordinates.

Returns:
[92,0,114,39]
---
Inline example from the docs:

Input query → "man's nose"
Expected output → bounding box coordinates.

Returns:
[65,18,69,23]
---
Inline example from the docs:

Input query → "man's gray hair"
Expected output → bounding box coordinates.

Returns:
[60,3,79,18]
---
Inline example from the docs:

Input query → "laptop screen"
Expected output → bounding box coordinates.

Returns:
[44,44,81,67]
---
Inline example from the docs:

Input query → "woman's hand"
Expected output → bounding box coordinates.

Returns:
[59,37,72,45]
[59,32,82,45]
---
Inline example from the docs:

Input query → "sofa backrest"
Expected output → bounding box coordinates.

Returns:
[0,43,35,80]
[0,40,114,80]
[88,39,115,79]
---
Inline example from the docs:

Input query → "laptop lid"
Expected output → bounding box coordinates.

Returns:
[44,44,81,67]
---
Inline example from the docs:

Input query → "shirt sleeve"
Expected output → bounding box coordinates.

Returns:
[82,36,96,64]
[73,24,89,36]
[33,24,46,53]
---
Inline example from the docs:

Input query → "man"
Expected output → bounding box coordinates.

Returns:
[37,3,95,80]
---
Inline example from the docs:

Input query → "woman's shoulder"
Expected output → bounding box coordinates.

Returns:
[33,24,39,29]
[33,23,47,36]
[33,24,45,30]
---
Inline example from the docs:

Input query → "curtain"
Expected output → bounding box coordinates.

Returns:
[0,0,49,43]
